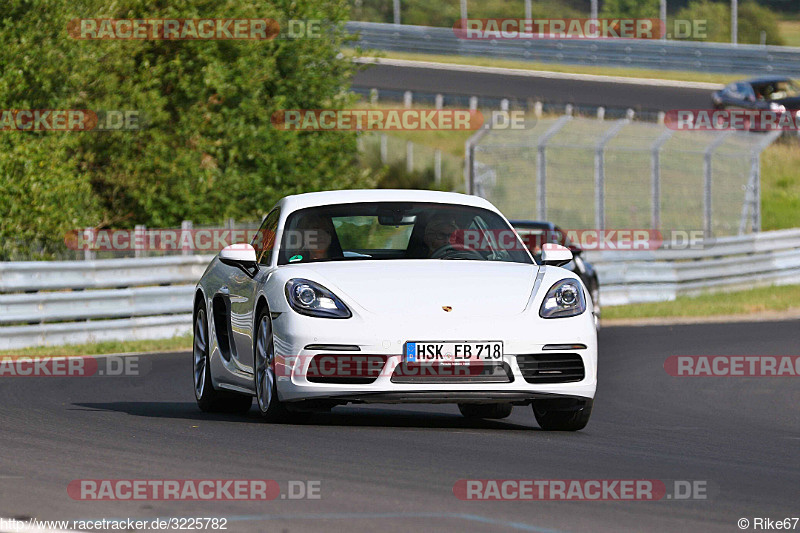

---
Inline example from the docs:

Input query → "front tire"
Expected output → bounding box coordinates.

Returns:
[458,403,513,419]
[532,398,593,431]
[193,305,252,414]
[254,307,290,422]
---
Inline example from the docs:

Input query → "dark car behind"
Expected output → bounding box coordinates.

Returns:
[511,220,600,329]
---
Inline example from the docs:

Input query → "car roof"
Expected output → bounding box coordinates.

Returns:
[742,76,793,86]
[278,189,499,213]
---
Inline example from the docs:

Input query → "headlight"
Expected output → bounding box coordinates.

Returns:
[540,279,586,319]
[285,278,351,319]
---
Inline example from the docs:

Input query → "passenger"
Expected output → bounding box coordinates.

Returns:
[423,215,459,257]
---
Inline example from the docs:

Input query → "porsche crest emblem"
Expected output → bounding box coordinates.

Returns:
[442,306,452,312]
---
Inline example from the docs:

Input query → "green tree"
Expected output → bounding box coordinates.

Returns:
[601,0,659,19]
[675,0,785,45]
[0,0,371,259]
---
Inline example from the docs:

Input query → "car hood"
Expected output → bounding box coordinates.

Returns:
[294,260,539,318]
[772,96,800,109]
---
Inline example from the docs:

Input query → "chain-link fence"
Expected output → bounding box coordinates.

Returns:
[466,114,781,236]
[359,132,464,190]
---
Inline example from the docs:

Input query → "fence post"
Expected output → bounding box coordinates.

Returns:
[703,132,732,237]
[406,141,414,173]
[464,118,494,195]
[650,130,673,230]
[393,0,401,25]
[537,115,572,220]
[83,227,96,261]
[134,224,146,258]
[181,220,193,256]
[595,119,629,230]
[380,133,388,164]
[434,149,442,186]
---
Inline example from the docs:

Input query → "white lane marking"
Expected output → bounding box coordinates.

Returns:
[353,57,724,90]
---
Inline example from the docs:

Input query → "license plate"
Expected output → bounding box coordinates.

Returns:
[404,341,503,364]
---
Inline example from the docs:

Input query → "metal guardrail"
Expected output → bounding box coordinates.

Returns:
[2,230,799,349]
[587,229,800,305]
[0,256,211,350]
[346,21,800,76]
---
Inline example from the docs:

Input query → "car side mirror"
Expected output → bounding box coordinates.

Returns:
[220,243,259,273]
[541,243,573,267]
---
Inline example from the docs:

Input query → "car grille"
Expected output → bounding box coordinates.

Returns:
[391,362,513,384]
[516,353,585,384]
[305,354,387,384]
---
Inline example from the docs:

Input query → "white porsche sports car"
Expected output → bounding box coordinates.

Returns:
[193,190,597,430]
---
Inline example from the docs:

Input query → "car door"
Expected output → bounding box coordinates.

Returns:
[228,208,280,374]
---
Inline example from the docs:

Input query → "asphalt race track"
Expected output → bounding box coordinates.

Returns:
[1,321,798,533]
[352,63,713,112]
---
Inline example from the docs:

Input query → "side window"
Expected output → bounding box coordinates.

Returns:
[252,208,280,265]
[737,83,755,102]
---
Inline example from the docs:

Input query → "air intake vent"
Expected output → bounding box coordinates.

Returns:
[516,353,585,384]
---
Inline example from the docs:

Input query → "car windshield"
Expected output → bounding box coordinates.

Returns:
[278,202,533,265]
[755,80,800,100]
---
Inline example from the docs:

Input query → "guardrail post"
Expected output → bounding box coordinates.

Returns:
[370,88,378,104]
[595,119,629,230]
[134,224,146,258]
[403,91,412,109]
[380,134,388,164]
[393,0,401,25]
[435,94,444,110]
[597,107,605,121]
[181,220,193,256]
[703,132,732,236]
[406,141,413,173]
[500,99,509,112]
[650,130,674,230]
[469,96,478,112]
[537,115,572,220]
[534,101,542,118]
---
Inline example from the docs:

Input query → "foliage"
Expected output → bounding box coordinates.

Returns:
[0,0,372,259]
[675,0,785,45]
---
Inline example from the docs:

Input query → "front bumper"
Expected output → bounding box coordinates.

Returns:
[271,309,597,404]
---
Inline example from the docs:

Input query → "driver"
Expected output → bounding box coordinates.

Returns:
[423,214,459,257]
[294,213,333,261]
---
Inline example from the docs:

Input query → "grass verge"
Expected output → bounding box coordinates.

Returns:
[348,49,737,85]
[603,284,800,320]
[0,334,192,358]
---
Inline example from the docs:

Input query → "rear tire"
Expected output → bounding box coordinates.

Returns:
[458,403,513,419]
[194,305,252,414]
[532,398,593,431]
